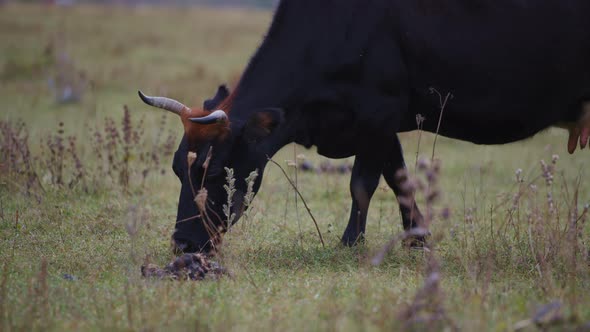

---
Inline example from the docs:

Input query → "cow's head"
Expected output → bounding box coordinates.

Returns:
[138,86,283,253]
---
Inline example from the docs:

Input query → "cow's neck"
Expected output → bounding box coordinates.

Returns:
[230,1,318,115]
[229,0,384,156]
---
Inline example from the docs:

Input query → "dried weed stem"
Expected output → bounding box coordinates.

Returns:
[268,157,325,248]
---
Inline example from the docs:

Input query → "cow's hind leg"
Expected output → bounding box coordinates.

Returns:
[341,154,383,246]
[382,135,426,247]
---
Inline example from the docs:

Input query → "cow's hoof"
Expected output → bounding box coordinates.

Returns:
[171,239,193,255]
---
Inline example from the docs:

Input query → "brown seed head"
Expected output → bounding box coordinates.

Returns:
[187,152,197,168]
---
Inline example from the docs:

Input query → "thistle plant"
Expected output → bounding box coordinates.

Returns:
[223,167,236,229]
[243,169,259,211]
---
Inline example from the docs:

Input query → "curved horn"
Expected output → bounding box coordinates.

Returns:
[189,110,228,125]
[137,91,189,116]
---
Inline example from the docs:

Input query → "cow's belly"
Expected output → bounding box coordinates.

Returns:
[402,52,590,143]
[295,106,367,158]
[405,91,583,146]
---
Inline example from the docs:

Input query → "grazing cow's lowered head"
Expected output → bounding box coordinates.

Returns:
[138,86,284,253]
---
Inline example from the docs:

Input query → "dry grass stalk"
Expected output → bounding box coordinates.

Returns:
[292,144,304,249]
[268,157,325,248]
[428,88,453,161]
[414,114,425,171]
[185,147,223,251]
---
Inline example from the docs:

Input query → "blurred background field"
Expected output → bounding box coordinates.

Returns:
[1,2,589,331]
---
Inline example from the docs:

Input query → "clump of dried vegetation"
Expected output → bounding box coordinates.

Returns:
[0,106,176,196]
[368,152,590,330]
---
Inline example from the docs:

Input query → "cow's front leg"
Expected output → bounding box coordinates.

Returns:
[341,154,383,246]
[382,135,425,246]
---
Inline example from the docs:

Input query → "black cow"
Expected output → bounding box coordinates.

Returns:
[139,0,590,253]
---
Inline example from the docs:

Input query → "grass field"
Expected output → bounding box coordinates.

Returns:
[1,3,589,331]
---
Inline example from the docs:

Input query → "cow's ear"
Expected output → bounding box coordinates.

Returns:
[243,108,284,142]
[203,85,230,110]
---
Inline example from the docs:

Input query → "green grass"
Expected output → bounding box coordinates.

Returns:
[1,3,589,331]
